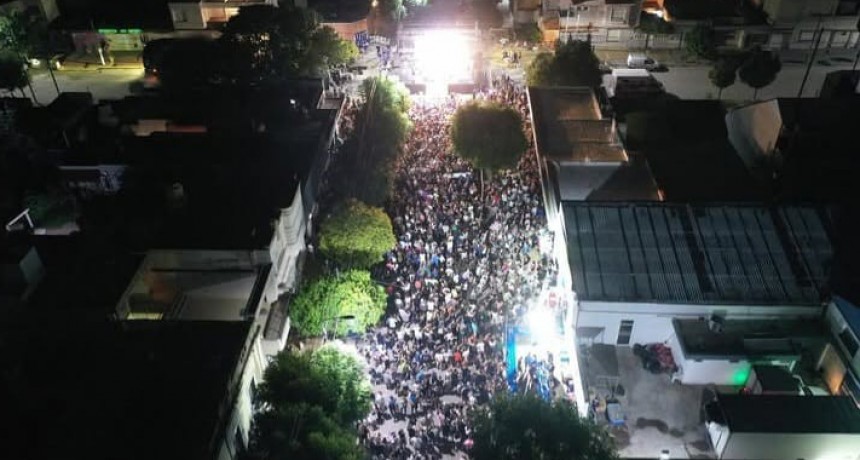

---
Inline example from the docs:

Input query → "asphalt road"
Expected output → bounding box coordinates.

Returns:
[26,68,145,105]
[648,61,855,100]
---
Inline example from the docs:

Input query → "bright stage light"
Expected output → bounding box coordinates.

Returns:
[414,29,473,95]
[526,307,557,346]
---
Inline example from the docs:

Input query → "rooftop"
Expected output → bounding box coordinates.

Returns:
[528,86,628,163]
[711,394,860,434]
[563,203,833,305]
[308,0,371,22]
[673,318,826,358]
[0,319,252,459]
[107,133,314,250]
[551,152,660,201]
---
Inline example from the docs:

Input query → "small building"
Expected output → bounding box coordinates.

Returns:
[537,0,643,47]
[0,318,265,460]
[725,97,860,202]
[704,394,860,460]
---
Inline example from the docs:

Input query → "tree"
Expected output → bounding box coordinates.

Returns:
[451,101,528,171]
[636,11,674,51]
[252,346,371,460]
[0,10,28,56]
[708,58,737,99]
[514,23,543,44]
[289,270,386,337]
[319,198,396,269]
[219,5,358,83]
[469,394,619,460]
[525,40,602,87]
[156,39,218,93]
[338,77,412,205]
[685,24,716,59]
[738,46,781,100]
[0,50,28,96]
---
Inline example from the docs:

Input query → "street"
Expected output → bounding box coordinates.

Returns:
[649,61,855,100]
[26,69,144,105]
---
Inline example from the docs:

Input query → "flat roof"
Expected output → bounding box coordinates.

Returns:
[528,87,628,163]
[714,394,860,434]
[564,203,832,305]
[673,318,825,358]
[0,319,251,459]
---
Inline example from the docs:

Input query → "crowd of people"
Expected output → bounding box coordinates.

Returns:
[355,81,562,459]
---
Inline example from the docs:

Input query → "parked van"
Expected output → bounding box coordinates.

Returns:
[627,53,661,71]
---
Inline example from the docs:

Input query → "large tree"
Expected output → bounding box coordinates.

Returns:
[451,100,528,171]
[469,394,619,460]
[708,57,737,100]
[636,11,674,51]
[738,46,781,100]
[252,346,370,459]
[0,50,28,96]
[289,270,386,337]
[338,77,412,205]
[685,24,716,59]
[219,5,357,83]
[319,198,396,269]
[526,40,602,87]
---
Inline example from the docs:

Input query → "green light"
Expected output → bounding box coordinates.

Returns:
[98,29,117,34]
[732,366,751,385]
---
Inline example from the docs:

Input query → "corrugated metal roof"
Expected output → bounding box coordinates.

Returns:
[564,203,832,305]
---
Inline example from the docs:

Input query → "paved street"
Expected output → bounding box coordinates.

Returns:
[648,61,856,100]
[26,69,144,105]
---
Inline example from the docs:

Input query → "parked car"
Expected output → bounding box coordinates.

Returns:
[626,53,664,71]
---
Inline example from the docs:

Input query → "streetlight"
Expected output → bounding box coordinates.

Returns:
[322,314,357,342]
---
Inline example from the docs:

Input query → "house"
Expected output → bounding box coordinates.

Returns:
[537,0,644,46]
[527,86,660,234]
[0,318,266,460]
[168,0,278,30]
[760,0,860,53]
[725,97,860,202]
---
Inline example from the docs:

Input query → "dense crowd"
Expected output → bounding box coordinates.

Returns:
[355,80,562,459]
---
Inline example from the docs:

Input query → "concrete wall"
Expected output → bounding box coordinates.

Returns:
[577,300,822,346]
[720,431,860,460]
[725,100,782,169]
[169,3,207,30]
[216,328,267,460]
[762,0,840,24]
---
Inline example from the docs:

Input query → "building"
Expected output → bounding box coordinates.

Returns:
[760,0,860,53]
[537,0,644,46]
[826,297,860,403]
[0,318,266,460]
[168,0,278,30]
[725,97,860,202]
[704,394,860,460]
[527,86,660,233]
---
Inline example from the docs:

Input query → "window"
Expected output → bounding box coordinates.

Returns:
[839,328,859,357]
[610,7,627,24]
[617,320,634,345]
[575,5,588,12]
[798,30,816,42]
[607,30,622,42]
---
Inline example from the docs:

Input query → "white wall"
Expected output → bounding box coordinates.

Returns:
[169,3,207,30]
[725,100,783,169]
[827,303,860,378]
[577,309,675,345]
[721,431,860,460]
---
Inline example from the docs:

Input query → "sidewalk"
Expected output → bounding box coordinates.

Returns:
[58,51,143,71]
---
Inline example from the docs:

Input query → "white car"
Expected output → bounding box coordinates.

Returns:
[627,53,662,71]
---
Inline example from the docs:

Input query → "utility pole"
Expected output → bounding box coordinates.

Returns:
[798,16,824,98]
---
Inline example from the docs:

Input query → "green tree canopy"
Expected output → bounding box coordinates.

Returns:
[319,198,396,269]
[219,5,357,83]
[708,58,737,99]
[156,39,219,93]
[469,394,619,460]
[289,270,386,337]
[0,50,28,94]
[337,77,412,205]
[451,100,528,171]
[0,8,50,59]
[685,24,716,59]
[526,40,602,87]
[252,346,371,459]
[738,46,781,100]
